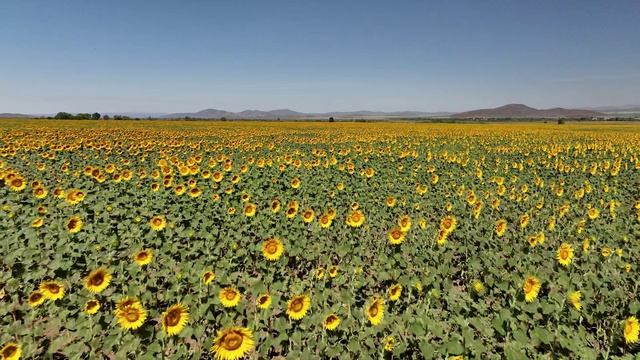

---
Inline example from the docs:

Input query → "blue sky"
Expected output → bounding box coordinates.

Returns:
[1,0,639,113]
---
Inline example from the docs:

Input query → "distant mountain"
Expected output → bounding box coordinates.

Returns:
[0,113,32,118]
[577,105,640,113]
[453,104,605,119]
[162,108,449,119]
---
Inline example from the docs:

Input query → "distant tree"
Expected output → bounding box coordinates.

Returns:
[54,112,73,119]
[91,112,101,120]
[558,119,565,124]
[103,115,110,120]
[221,117,227,121]
[329,117,335,123]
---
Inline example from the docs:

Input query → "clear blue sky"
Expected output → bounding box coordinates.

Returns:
[1,0,639,114]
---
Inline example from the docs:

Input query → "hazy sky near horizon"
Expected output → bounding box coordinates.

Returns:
[1,0,639,114]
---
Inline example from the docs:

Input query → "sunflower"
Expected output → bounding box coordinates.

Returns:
[286,294,311,320]
[346,210,365,227]
[66,216,83,233]
[115,301,147,330]
[149,215,166,231]
[385,196,396,207]
[243,203,256,217]
[31,218,44,228]
[0,342,21,360]
[257,294,272,309]
[188,187,202,198]
[388,284,402,301]
[601,246,612,257]
[39,280,65,301]
[162,303,189,336]
[202,271,215,285]
[299,209,313,223]
[398,215,411,232]
[84,299,101,314]
[28,290,46,307]
[323,313,340,330]
[472,280,485,295]
[84,268,112,293]
[556,243,574,267]
[522,276,541,302]
[383,336,396,351]
[623,316,639,344]
[587,207,600,220]
[8,176,26,191]
[210,327,254,360]
[261,238,284,261]
[219,287,241,308]
[567,291,582,311]
[436,229,448,246]
[318,213,332,228]
[366,298,384,325]
[315,267,325,280]
[388,227,405,245]
[439,215,457,234]
[328,265,339,278]
[133,249,153,266]
[495,219,507,237]
[270,199,281,213]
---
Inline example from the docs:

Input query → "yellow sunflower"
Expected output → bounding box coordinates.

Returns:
[495,219,507,237]
[149,215,166,231]
[440,215,457,234]
[286,294,311,320]
[0,342,21,360]
[567,291,582,311]
[202,271,215,285]
[261,238,284,261]
[84,299,101,314]
[84,268,112,293]
[66,216,83,234]
[210,327,254,360]
[346,210,365,227]
[115,300,147,330]
[398,215,411,232]
[328,265,339,278]
[39,280,65,301]
[323,313,340,330]
[318,213,332,228]
[219,287,241,308]
[28,290,46,307]
[133,249,153,266]
[257,294,272,309]
[383,336,396,351]
[388,227,405,245]
[388,284,402,301]
[623,316,639,344]
[472,280,485,295]
[243,203,256,217]
[556,243,574,267]
[161,303,189,336]
[366,297,384,325]
[31,217,44,228]
[522,276,541,302]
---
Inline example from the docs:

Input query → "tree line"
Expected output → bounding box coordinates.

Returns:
[48,112,137,120]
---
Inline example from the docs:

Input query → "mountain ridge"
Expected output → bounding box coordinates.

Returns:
[454,104,605,118]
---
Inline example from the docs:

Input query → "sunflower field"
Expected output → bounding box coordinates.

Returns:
[1,120,640,359]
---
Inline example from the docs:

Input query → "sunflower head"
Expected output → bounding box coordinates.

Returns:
[115,302,147,330]
[257,294,272,309]
[324,313,340,330]
[366,298,384,325]
[219,287,241,308]
[133,249,153,266]
[522,276,541,302]
[162,303,189,336]
[84,299,101,314]
[388,284,402,301]
[261,238,284,261]
[149,215,166,231]
[39,280,65,301]
[28,290,46,307]
[202,271,215,285]
[0,342,21,360]
[211,327,254,360]
[84,268,112,293]
[556,243,574,267]
[623,316,640,344]
[66,216,83,234]
[286,294,311,320]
